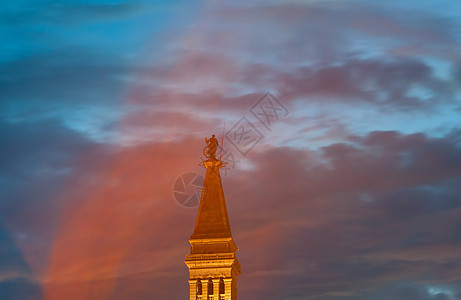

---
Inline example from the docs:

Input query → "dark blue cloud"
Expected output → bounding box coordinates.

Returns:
[226,129,461,299]
[0,222,43,300]
[0,118,94,182]
[368,282,460,300]
[0,50,129,108]
[0,224,31,277]
[0,118,98,281]
[0,278,43,300]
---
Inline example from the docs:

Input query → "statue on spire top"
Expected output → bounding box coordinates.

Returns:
[203,134,219,160]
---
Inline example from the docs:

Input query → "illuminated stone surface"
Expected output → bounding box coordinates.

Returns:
[185,159,241,300]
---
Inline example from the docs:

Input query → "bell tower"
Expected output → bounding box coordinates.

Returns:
[185,135,241,300]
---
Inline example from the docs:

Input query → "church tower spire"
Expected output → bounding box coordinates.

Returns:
[185,135,241,300]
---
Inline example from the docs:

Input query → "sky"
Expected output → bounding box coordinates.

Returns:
[1,0,461,299]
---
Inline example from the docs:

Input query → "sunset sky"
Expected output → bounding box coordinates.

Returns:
[1,0,461,299]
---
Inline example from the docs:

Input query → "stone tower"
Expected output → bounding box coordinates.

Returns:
[185,137,241,300]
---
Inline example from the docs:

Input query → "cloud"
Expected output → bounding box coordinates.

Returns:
[0,117,101,289]
[0,278,43,300]
[0,1,154,27]
[270,58,455,112]
[0,118,94,180]
[0,50,129,108]
[220,130,461,299]
[0,224,33,280]
[0,223,43,299]
[42,136,205,299]
[1,0,461,299]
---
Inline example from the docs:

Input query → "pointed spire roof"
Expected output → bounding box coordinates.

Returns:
[191,159,232,239]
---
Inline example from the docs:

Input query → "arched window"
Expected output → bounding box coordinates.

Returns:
[208,279,213,295]
[197,279,202,295]
[219,278,225,294]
